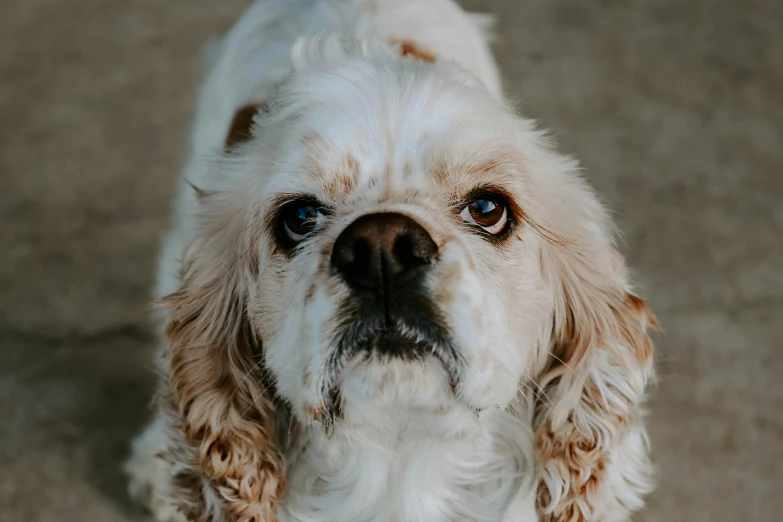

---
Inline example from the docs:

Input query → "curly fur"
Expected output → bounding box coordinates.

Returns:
[124,1,657,521]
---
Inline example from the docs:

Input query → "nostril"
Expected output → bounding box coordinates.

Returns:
[393,234,416,267]
[353,237,371,274]
[331,213,437,290]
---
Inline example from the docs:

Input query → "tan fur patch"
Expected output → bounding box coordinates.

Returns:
[225,103,265,150]
[324,153,360,196]
[345,153,360,176]
[301,131,327,149]
[302,136,361,198]
[534,252,656,521]
[395,40,437,63]
[536,420,607,522]
[161,259,284,521]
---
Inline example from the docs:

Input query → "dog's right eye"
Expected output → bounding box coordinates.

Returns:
[280,200,326,244]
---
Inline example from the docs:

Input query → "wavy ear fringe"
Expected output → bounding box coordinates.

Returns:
[534,246,657,522]
[156,192,285,521]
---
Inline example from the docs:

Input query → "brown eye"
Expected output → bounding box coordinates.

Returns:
[460,194,509,235]
[280,200,325,244]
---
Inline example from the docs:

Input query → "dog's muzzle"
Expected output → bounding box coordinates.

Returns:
[329,212,459,365]
[318,213,463,426]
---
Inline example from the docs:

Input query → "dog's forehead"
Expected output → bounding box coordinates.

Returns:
[299,128,423,197]
[265,63,525,206]
[294,124,513,206]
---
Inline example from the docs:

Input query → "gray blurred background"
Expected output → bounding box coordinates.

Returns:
[1,0,781,521]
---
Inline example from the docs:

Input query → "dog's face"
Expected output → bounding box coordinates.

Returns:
[239,55,552,435]
[163,38,655,522]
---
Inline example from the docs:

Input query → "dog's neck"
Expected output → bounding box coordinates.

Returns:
[279,402,533,522]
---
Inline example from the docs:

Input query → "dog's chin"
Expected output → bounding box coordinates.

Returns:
[327,323,461,406]
[339,353,454,408]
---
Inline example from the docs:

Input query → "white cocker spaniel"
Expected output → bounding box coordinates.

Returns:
[124,1,657,521]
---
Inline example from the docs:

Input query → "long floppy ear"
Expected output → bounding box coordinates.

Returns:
[157,187,284,522]
[530,169,657,521]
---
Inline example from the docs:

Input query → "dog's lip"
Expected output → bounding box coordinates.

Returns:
[367,327,423,346]
[316,319,463,430]
[347,323,444,359]
[325,319,460,391]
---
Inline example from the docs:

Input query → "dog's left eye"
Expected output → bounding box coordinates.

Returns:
[280,200,326,244]
[460,194,509,235]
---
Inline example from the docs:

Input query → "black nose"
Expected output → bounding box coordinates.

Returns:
[331,213,438,292]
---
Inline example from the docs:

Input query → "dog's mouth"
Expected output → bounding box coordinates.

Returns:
[319,306,463,429]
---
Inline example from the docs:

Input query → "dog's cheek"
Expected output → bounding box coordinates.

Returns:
[430,246,510,407]
[296,280,343,416]
[249,266,314,411]
[459,291,521,409]
[263,271,344,422]
[494,248,553,397]
[429,245,484,359]
[442,243,546,409]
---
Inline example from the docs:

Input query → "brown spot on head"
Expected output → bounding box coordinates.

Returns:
[470,159,502,177]
[225,103,266,150]
[332,174,354,194]
[301,131,326,149]
[324,153,360,197]
[429,155,451,184]
[394,40,437,63]
[302,134,360,197]
[345,153,360,177]
[302,371,310,387]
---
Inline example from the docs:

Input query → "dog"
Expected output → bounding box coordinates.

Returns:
[124,1,657,521]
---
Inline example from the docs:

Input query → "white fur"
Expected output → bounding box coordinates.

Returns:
[126,1,655,521]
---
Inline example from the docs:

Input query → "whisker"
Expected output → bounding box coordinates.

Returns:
[546,350,578,377]
[231,359,265,399]
[529,379,555,411]
[519,380,553,413]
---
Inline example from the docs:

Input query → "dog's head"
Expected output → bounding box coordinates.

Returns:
[162,36,655,522]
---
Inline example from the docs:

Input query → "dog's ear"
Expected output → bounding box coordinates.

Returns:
[158,186,284,522]
[225,103,266,151]
[523,150,657,521]
[535,250,656,521]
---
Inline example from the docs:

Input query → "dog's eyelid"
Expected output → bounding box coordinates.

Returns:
[451,186,514,211]
[274,193,333,213]
[461,185,515,203]
[273,195,334,249]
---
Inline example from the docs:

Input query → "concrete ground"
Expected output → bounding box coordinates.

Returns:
[1,0,781,521]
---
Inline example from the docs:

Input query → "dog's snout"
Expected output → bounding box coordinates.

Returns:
[331,213,438,291]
